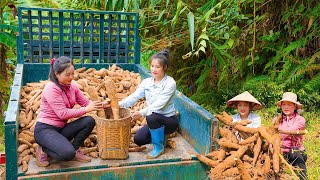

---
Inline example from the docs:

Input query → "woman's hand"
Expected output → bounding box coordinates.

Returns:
[131,111,142,121]
[102,98,111,109]
[85,101,102,113]
[271,115,282,129]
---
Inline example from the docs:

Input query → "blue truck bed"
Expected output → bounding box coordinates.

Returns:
[5,7,218,179]
[19,134,205,179]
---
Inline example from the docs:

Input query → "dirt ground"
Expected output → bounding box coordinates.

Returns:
[0,164,5,180]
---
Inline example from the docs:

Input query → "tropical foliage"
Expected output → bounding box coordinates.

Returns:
[0,0,18,122]
[167,0,320,113]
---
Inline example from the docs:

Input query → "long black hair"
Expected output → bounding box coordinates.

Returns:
[149,49,170,71]
[49,56,74,90]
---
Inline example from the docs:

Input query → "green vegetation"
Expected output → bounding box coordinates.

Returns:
[0,0,319,178]
[0,0,19,153]
[302,112,320,179]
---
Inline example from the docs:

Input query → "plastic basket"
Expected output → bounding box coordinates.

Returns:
[94,108,131,160]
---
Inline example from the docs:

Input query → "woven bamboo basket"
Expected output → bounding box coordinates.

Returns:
[94,108,131,160]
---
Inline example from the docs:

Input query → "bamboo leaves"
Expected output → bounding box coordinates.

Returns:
[187,12,194,50]
[0,24,18,32]
[133,0,139,12]
[124,0,129,10]
[171,1,184,29]
[157,10,165,21]
[0,32,16,49]
[149,0,158,10]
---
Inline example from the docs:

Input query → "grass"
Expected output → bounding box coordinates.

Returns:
[303,112,320,179]
[258,108,320,179]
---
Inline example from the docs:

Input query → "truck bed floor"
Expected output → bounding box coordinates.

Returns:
[19,133,197,177]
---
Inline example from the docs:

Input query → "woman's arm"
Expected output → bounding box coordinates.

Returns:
[278,115,306,135]
[74,83,90,107]
[278,129,308,135]
[119,80,146,108]
[44,85,87,120]
[140,79,176,117]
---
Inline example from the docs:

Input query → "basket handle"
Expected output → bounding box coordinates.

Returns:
[129,111,136,124]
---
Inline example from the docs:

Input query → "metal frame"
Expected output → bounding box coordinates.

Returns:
[5,7,218,179]
[17,7,140,64]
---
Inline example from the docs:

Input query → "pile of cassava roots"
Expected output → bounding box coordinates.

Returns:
[196,112,302,180]
[17,65,176,172]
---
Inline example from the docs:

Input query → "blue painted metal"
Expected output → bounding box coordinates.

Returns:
[115,14,120,63]
[5,99,19,180]
[59,11,64,57]
[5,64,23,180]
[27,10,34,63]
[80,13,84,63]
[134,13,140,64]
[48,11,53,59]
[17,154,189,177]
[17,7,140,64]
[89,14,94,62]
[99,14,104,63]
[69,12,74,60]
[12,65,23,86]
[17,10,23,64]
[7,7,218,179]
[5,123,18,180]
[125,15,130,63]
[19,161,208,180]
[174,94,219,154]
[38,10,43,62]
[107,14,112,62]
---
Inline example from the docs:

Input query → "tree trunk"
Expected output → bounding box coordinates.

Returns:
[0,44,8,119]
[0,44,7,73]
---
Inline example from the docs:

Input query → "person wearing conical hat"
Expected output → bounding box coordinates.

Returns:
[227,91,262,128]
[272,92,307,180]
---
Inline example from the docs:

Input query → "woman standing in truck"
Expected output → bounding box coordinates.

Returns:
[117,49,178,159]
[34,56,101,167]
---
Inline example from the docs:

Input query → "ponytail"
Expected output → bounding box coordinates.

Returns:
[149,48,170,71]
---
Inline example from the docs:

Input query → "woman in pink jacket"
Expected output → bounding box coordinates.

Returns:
[34,56,101,167]
[272,92,307,180]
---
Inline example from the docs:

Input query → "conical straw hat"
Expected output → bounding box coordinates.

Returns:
[227,91,262,111]
[276,92,303,109]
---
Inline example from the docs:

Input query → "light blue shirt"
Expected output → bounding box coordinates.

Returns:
[119,75,176,117]
[232,112,261,128]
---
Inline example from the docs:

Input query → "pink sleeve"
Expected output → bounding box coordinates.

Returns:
[279,115,306,131]
[74,84,90,107]
[294,116,306,130]
[44,84,87,120]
